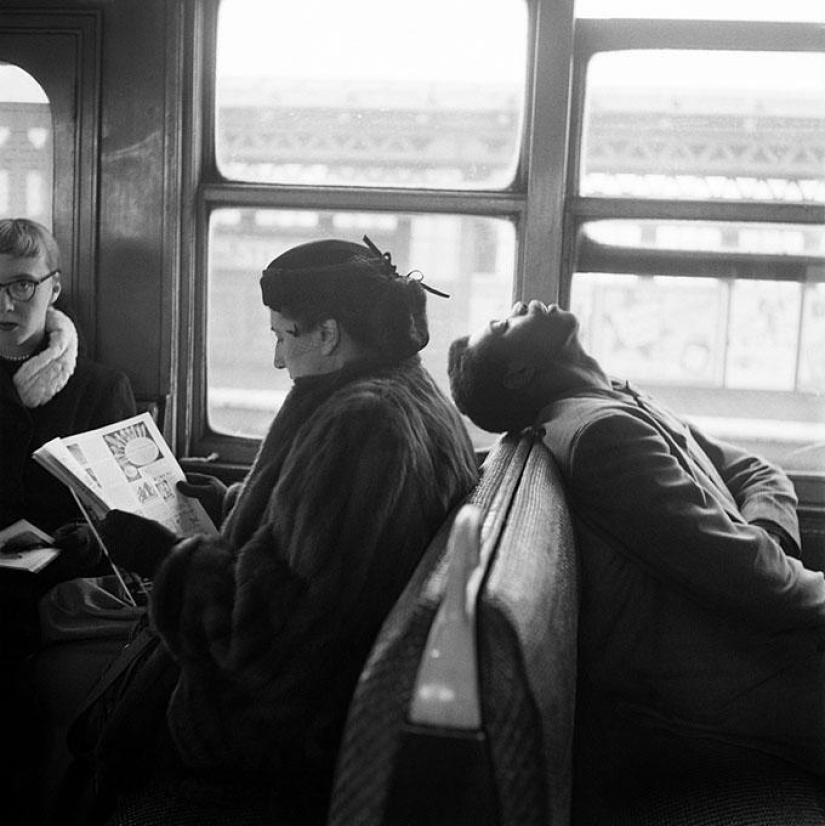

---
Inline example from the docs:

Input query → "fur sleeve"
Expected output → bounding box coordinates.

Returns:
[151,385,458,770]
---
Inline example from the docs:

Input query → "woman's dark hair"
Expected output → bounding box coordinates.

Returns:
[260,237,429,362]
[0,217,61,271]
[448,335,543,434]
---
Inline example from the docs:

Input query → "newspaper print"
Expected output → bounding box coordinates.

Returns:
[58,412,217,536]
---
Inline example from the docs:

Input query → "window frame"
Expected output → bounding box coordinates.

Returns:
[0,10,102,345]
[564,19,825,304]
[561,18,825,491]
[179,3,824,506]
[180,0,574,467]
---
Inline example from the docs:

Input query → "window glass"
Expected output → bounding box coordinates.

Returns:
[0,63,52,225]
[571,274,727,386]
[215,0,528,189]
[571,272,825,467]
[207,208,516,443]
[800,281,825,393]
[583,220,825,257]
[576,0,825,21]
[581,50,825,203]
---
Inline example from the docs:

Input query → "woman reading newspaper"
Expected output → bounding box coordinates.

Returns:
[53,237,477,825]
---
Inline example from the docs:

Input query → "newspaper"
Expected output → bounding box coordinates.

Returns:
[32,412,218,537]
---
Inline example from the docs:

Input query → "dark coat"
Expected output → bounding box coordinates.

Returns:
[0,355,136,533]
[540,380,825,774]
[150,358,477,817]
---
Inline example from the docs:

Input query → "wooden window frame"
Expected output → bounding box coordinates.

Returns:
[180,4,823,509]
[180,0,574,468]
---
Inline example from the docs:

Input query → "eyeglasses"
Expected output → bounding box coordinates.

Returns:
[0,270,59,303]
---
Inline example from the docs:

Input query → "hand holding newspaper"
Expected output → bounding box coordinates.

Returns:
[33,412,218,537]
[32,413,218,602]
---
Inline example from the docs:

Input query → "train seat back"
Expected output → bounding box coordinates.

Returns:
[328,431,579,826]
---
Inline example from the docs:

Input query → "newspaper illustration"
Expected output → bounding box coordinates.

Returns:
[32,412,218,537]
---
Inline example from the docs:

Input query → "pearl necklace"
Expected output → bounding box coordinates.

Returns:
[0,349,33,362]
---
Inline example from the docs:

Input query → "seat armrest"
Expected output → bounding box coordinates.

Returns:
[383,504,499,826]
[409,504,484,730]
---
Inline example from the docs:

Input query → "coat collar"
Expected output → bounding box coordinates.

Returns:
[12,308,78,408]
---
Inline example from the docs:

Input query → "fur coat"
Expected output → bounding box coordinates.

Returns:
[0,308,136,533]
[150,357,477,817]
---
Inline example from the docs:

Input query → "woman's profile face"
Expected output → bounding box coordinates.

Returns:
[0,252,60,357]
[269,309,332,379]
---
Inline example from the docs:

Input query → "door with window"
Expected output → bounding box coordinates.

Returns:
[0,11,100,337]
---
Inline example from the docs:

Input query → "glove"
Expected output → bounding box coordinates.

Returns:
[47,521,106,580]
[52,520,106,569]
[176,472,227,528]
[97,509,180,579]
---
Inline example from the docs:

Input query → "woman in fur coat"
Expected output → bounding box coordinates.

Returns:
[93,237,478,823]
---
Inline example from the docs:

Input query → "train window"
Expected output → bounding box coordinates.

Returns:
[193,2,824,470]
[581,220,825,257]
[214,0,528,190]
[206,208,515,442]
[576,0,825,22]
[191,0,532,461]
[567,14,825,471]
[581,50,825,203]
[571,273,824,466]
[0,63,52,225]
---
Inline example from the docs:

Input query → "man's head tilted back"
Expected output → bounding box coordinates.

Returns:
[448,300,589,433]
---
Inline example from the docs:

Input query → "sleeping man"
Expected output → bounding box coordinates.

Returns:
[448,299,825,802]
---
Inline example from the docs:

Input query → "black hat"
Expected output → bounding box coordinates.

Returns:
[260,236,441,362]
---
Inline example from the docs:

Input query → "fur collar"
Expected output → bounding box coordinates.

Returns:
[13,308,78,408]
